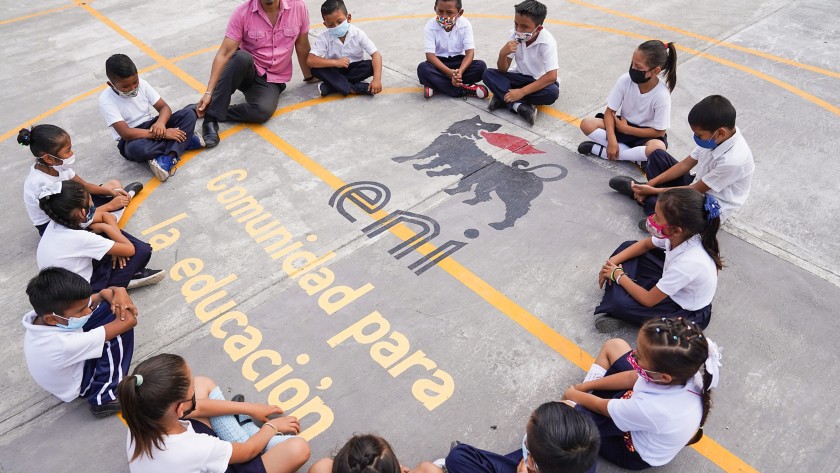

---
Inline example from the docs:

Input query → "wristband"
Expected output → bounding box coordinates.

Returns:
[609,266,623,282]
[264,422,279,434]
[616,273,624,285]
[204,91,212,95]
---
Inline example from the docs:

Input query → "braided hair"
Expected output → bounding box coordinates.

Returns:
[39,179,89,230]
[332,434,401,473]
[17,124,69,163]
[639,317,713,444]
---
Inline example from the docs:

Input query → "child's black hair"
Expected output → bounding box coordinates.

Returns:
[331,434,401,473]
[658,188,723,270]
[434,0,463,9]
[118,353,192,461]
[515,0,547,26]
[527,402,600,473]
[26,267,92,316]
[39,179,90,231]
[687,95,736,132]
[640,317,713,445]
[105,53,138,82]
[17,124,69,161]
[321,0,348,16]
[637,39,678,93]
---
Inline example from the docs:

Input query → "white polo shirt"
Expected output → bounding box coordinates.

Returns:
[99,78,160,141]
[423,17,475,57]
[508,28,559,81]
[127,420,233,473]
[652,235,717,310]
[606,73,671,130]
[311,23,377,62]
[23,165,76,226]
[690,127,755,221]
[22,311,107,402]
[37,221,115,282]
[608,375,703,466]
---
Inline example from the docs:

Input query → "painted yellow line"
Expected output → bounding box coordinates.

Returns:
[0,4,75,26]
[566,0,840,80]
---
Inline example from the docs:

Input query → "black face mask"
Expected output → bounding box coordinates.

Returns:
[629,66,651,84]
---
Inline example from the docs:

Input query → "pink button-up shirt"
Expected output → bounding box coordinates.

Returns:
[225,0,310,83]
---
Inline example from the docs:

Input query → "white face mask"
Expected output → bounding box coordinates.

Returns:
[51,153,75,172]
[514,27,539,43]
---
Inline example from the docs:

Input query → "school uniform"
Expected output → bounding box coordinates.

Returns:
[310,23,377,96]
[576,350,702,469]
[594,236,717,329]
[127,419,266,473]
[99,78,198,163]
[483,28,560,108]
[22,301,133,409]
[416,17,487,97]
[643,128,754,218]
[36,220,153,291]
[445,441,596,473]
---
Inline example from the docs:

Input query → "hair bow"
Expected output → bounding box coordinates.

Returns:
[38,181,62,200]
[693,338,722,390]
[704,194,721,220]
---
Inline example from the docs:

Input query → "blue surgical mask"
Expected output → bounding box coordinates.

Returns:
[54,312,92,331]
[80,204,96,229]
[693,133,718,149]
[328,20,351,38]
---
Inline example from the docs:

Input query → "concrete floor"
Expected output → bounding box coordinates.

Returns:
[1,0,839,472]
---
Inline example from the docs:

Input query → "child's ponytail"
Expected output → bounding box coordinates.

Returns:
[637,40,678,93]
[17,124,68,160]
[658,189,724,270]
[39,180,89,230]
[332,434,401,473]
[663,42,678,93]
[701,195,723,270]
[117,354,191,462]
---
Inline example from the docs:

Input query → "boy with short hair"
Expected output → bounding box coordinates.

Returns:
[417,0,488,100]
[483,0,559,125]
[99,53,204,182]
[610,95,755,225]
[21,267,138,418]
[307,0,382,97]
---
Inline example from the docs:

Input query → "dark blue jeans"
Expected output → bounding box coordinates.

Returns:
[417,56,487,97]
[312,60,374,96]
[117,105,198,162]
[482,69,559,108]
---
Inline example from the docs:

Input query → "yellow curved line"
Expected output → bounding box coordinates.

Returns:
[565,0,840,80]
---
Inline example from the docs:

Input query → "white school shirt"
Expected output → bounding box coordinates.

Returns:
[127,420,233,473]
[606,73,671,130]
[21,311,107,402]
[423,17,475,57]
[23,165,76,226]
[607,376,703,466]
[37,220,115,282]
[690,127,755,221]
[311,23,377,62]
[508,28,559,81]
[99,78,161,141]
[652,235,717,310]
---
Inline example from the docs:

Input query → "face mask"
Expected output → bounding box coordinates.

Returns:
[328,20,351,38]
[645,214,670,239]
[521,434,538,471]
[514,27,539,43]
[693,133,718,149]
[50,153,75,172]
[436,16,456,31]
[628,66,651,84]
[53,311,92,331]
[112,84,139,98]
[627,350,661,383]
[80,204,96,229]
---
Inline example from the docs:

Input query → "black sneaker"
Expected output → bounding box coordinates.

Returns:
[638,217,648,232]
[594,314,631,333]
[90,399,121,418]
[487,95,505,111]
[351,82,373,95]
[202,118,220,148]
[123,182,144,198]
[127,269,166,290]
[319,82,335,97]
[608,176,639,197]
[450,440,461,450]
[517,104,537,125]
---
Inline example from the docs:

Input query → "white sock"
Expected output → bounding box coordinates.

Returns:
[617,145,648,162]
[512,102,522,112]
[584,364,607,383]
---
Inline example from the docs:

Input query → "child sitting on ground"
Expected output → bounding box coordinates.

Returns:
[308,0,383,97]
[609,95,755,225]
[564,317,721,470]
[99,53,204,182]
[309,434,409,473]
[483,0,559,125]
[22,267,137,417]
[417,0,488,100]
[18,124,142,235]
[120,353,310,473]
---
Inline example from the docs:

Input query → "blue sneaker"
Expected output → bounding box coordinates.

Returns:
[186,133,205,151]
[148,155,172,182]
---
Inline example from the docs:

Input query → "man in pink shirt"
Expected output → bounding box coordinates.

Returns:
[197,0,314,147]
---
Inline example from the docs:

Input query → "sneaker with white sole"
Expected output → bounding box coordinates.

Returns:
[186,133,205,151]
[148,156,171,182]
[424,86,435,99]
[127,268,166,290]
[460,83,488,99]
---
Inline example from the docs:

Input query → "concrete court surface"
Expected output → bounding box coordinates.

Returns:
[1,0,839,471]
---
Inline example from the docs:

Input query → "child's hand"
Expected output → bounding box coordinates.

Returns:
[369,78,382,94]
[111,288,139,321]
[334,57,350,68]
[269,416,301,435]
[563,385,581,401]
[250,403,285,422]
[599,259,620,288]
[606,141,620,160]
[614,116,631,134]
[504,88,526,103]
[105,189,131,210]
[504,40,519,55]
[150,122,166,140]
[112,255,130,270]
[516,458,529,473]
[164,128,187,142]
[631,182,656,197]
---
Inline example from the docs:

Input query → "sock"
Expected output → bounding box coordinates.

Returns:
[616,145,648,162]
[208,387,250,443]
[584,364,607,383]
[512,102,522,112]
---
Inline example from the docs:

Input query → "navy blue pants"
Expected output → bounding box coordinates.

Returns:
[482,69,559,108]
[79,301,134,407]
[312,60,374,96]
[446,443,595,473]
[417,56,487,97]
[642,149,694,215]
[594,241,712,328]
[117,105,198,163]
[575,352,652,470]
[90,230,153,291]
[205,50,286,124]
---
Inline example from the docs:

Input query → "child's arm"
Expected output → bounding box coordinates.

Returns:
[426,53,458,79]
[563,386,611,417]
[453,49,476,85]
[70,176,130,212]
[93,286,139,322]
[631,156,704,198]
[89,213,135,257]
[496,41,517,72]
[229,423,284,463]
[504,69,557,103]
[370,51,383,94]
[603,108,620,160]
[189,398,284,422]
[307,53,349,69]
[151,98,186,142]
[575,370,638,393]
[614,117,666,139]
[602,256,670,307]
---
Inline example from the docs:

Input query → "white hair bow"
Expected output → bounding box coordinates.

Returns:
[694,338,722,390]
[38,181,62,199]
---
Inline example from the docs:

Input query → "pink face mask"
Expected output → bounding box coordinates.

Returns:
[627,350,661,383]
[645,214,672,239]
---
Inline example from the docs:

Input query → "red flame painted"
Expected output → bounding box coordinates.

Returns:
[480,131,545,155]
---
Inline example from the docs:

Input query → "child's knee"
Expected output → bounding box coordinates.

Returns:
[307,457,333,473]
[645,140,667,156]
[604,338,632,358]
[193,376,218,399]
[282,437,311,465]
[580,117,602,134]
[412,461,444,473]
